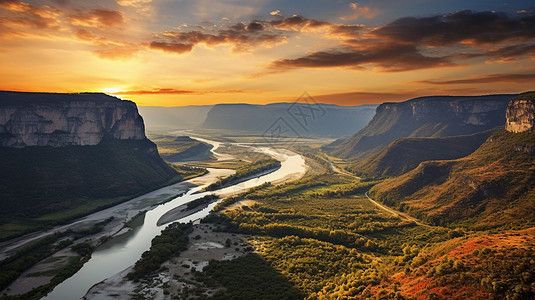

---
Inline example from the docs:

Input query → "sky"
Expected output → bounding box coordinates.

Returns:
[0,0,534,106]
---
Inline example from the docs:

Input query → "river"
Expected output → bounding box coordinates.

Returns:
[42,138,306,300]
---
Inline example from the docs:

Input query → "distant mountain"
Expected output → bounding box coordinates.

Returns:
[0,92,178,239]
[325,94,515,160]
[138,105,213,129]
[349,129,497,178]
[369,92,535,228]
[201,103,378,138]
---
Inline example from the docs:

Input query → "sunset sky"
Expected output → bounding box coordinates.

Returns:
[0,0,534,106]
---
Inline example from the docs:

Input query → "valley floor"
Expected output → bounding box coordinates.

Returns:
[106,139,535,299]
[3,130,534,300]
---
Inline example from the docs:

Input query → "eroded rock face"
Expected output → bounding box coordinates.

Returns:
[0,92,146,148]
[506,92,535,133]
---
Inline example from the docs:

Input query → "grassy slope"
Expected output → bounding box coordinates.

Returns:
[0,137,179,240]
[370,129,535,228]
[350,129,496,178]
[200,164,534,299]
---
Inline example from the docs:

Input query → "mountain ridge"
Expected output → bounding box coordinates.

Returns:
[369,92,535,228]
[325,94,516,160]
[201,102,378,137]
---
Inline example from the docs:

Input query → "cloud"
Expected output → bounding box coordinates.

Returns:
[116,0,153,15]
[270,10,281,16]
[485,44,535,60]
[149,21,287,54]
[340,2,379,21]
[268,44,455,72]
[69,9,124,28]
[0,0,60,29]
[117,0,152,6]
[270,15,329,31]
[115,88,248,95]
[256,9,535,75]
[148,15,370,56]
[149,42,193,54]
[373,10,535,46]
[411,73,535,85]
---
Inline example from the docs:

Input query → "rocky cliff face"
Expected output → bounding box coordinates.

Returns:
[325,94,515,159]
[381,95,510,127]
[506,92,535,133]
[0,92,146,148]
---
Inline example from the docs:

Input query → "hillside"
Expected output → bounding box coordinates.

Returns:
[201,103,377,138]
[0,92,179,240]
[325,94,515,160]
[349,129,497,178]
[369,128,535,228]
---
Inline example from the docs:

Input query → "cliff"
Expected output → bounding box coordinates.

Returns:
[0,91,145,148]
[325,94,515,160]
[505,92,535,133]
[369,92,535,227]
[0,92,179,240]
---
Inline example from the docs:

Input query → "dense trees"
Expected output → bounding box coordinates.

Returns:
[128,222,193,281]
[196,253,303,299]
[198,166,535,299]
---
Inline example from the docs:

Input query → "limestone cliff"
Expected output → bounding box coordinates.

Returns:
[0,92,179,233]
[325,94,515,160]
[0,91,146,148]
[506,92,535,133]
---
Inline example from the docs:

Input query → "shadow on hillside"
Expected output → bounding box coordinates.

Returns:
[195,252,303,300]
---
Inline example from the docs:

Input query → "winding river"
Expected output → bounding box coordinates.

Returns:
[42,138,306,300]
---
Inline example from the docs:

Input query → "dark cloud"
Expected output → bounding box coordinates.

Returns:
[259,10,535,74]
[149,21,286,54]
[270,15,328,31]
[486,44,535,59]
[329,24,366,38]
[149,42,193,54]
[413,73,535,85]
[246,21,264,31]
[373,10,535,46]
[269,44,455,72]
[148,16,366,55]
[69,9,124,28]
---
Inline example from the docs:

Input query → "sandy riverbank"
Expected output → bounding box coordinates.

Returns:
[85,223,249,299]
[0,180,196,297]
